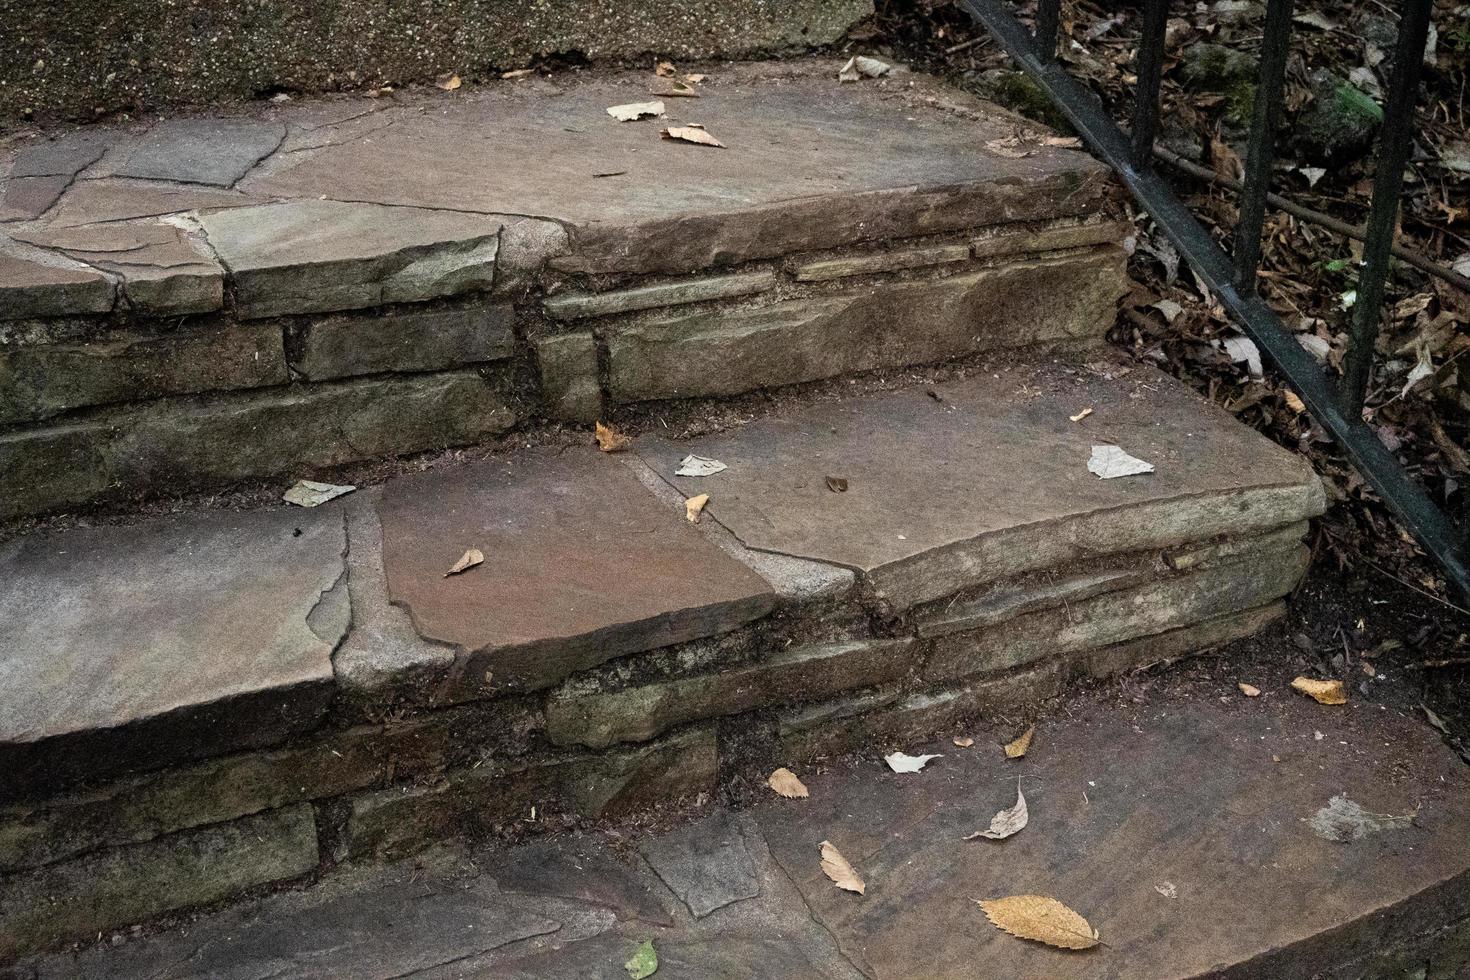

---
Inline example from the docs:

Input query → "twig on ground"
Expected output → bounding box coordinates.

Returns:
[1152,145,1470,294]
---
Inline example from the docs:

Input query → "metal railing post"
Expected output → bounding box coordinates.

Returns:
[1129,0,1171,170]
[1232,0,1294,293]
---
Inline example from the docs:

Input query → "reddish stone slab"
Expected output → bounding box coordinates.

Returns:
[378,449,777,693]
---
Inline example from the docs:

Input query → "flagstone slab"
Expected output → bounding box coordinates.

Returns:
[0,237,114,319]
[0,507,348,800]
[377,449,778,694]
[109,119,286,187]
[637,358,1325,612]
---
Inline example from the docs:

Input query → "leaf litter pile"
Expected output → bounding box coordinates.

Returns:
[876,0,1470,610]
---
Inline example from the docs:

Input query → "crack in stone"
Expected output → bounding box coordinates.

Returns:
[231,125,291,190]
[763,841,876,980]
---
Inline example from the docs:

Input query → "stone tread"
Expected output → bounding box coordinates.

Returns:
[0,60,1110,319]
[0,356,1320,799]
[25,687,1470,979]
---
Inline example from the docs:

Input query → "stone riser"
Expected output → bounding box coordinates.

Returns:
[0,228,1125,521]
[0,529,1303,959]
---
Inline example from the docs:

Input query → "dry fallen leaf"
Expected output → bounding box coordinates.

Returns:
[1292,676,1348,705]
[1070,407,1094,423]
[655,60,676,76]
[283,480,355,508]
[607,100,666,121]
[595,421,632,453]
[1044,135,1083,148]
[985,136,1033,159]
[978,895,1100,950]
[768,767,809,799]
[650,78,700,98]
[1238,682,1261,697]
[444,548,484,577]
[1088,444,1155,479]
[685,493,709,524]
[435,72,462,91]
[953,736,975,748]
[820,840,865,894]
[885,751,942,773]
[500,68,534,79]
[826,475,849,493]
[684,73,706,84]
[1284,389,1307,413]
[1004,725,1035,759]
[661,124,724,147]
[966,784,1028,841]
[838,55,893,82]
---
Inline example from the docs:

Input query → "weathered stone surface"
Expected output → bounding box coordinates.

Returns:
[970,218,1128,259]
[0,368,518,519]
[790,243,971,281]
[199,200,502,318]
[608,250,1124,402]
[536,331,603,422]
[46,179,265,228]
[291,303,516,381]
[0,323,285,425]
[344,728,717,860]
[110,120,286,186]
[2,3,873,121]
[750,694,1470,979]
[0,237,113,319]
[236,64,1110,276]
[916,565,1153,638]
[640,811,760,918]
[1083,601,1285,679]
[0,507,346,799]
[544,271,776,320]
[12,219,224,315]
[1165,520,1309,572]
[547,638,914,749]
[5,132,112,179]
[0,806,318,960]
[0,175,71,222]
[378,450,776,695]
[925,546,1309,681]
[639,358,1325,612]
[494,841,673,926]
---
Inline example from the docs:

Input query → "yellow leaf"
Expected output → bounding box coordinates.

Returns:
[1069,407,1094,422]
[1292,676,1348,705]
[1283,389,1306,413]
[595,421,632,453]
[607,100,666,122]
[655,60,676,77]
[1004,725,1035,759]
[435,72,461,91]
[953,736,974,748]
[977,895,1100,950]
[1238,682,1261,697]
[684,73,707,84]
[819,840,864,894]
[768,767,808,798]
[444,548,484,577]
[685,493,710,524]
[661,124,724,147]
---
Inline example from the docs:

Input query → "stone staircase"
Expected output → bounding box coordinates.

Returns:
[0,57,1341,961]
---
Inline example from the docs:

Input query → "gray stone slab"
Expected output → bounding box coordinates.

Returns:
[291,303,516,381]
[607,250,1124,402]
[0,507,346,797]
[0,322,285,425]
[493,841,673,926]
[199,199,502,318]
[0,236,114,319]
[377,449,777,694]
[6,132,113,178]
[239,62,1111,275]
[536,331,603,422]
[970,218,1129,259]
[111,119,286,186]
[640,811,760,918]
[0,174,71,222]
[791,243,972,281]
[12,219,224,315]
[544,271,776,320]
[0,806,318,961]
[0,369,518,520]
[46,179,266,228]
[637,358,1326,612]
[546,637,914,749]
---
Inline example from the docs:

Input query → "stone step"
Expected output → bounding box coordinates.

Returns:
[0,59,1128,520]
[17,666,1470,979]
[0,353,1323,958]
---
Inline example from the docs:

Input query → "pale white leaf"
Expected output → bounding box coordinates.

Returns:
[607,100,666,121]
[965,785,1028,840]
[885,751,941,773]
[675,454,727,477]
[1088,445,1155,479]
[283,480,356,507]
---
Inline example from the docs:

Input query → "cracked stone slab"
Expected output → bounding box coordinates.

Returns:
[13,219,224,315]
[0,507,347,800]
[45,178,267,228]
[493,840,673,926]
[109,119,287,186]
[748,696,1470,980]
[0,235,114,319]
[199,199,502,318]
[637,357,1326,613]
[641,811,761,919]
[376,448,777,695]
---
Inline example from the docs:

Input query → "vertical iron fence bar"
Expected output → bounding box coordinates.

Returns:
[1035,0,1062,62]
[1129,0,1171,170]
[1232,0,1294,292]
[1338,0,1434,417]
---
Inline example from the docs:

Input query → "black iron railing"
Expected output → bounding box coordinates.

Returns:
[959,0,1470,598]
